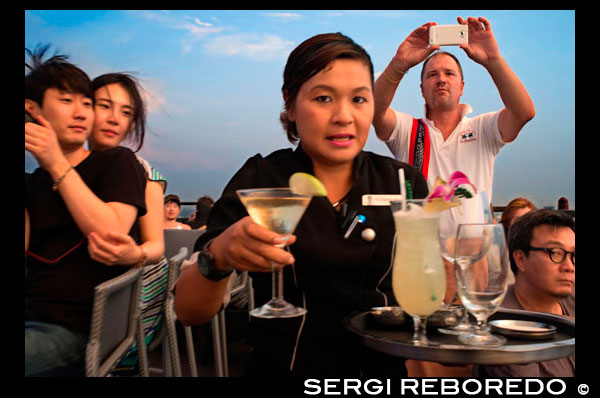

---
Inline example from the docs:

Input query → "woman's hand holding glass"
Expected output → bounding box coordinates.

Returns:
[209,216,296,273]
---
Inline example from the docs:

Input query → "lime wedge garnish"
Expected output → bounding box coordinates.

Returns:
[289,172,327,196]
[423,197,461,213]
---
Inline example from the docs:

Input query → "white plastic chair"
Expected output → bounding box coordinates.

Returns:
[211,270,253,377]
[85,267,148,377]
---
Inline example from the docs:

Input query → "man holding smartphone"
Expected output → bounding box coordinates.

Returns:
[372,16,535,377]
[373,16,535,201]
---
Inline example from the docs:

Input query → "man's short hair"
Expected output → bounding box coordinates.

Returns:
[25,44,92,106]
[420,51,464,82]
[164,194,181,206]
[508,209,575,275]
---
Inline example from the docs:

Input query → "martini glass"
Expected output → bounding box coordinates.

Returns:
[237,188,311,318]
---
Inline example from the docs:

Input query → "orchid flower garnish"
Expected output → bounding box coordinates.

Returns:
[426,172,477,202]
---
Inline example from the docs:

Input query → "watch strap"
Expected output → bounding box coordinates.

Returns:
[197,240,233,281]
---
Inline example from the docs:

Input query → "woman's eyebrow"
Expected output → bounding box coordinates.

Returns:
[95,97,134,109]
[309,84,371,93]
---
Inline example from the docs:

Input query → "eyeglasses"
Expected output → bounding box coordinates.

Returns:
[526,246,575,265]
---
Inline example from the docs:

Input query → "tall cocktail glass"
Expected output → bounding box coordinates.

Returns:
[237,188,311,318]
[390,200,446,345]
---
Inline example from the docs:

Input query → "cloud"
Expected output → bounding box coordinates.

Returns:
[203,33,294,60]
[178,16,223,38]
[115,35,131,44]
[262,12,303,20]
[132,11,293,60]
[136,78,167,114]
[133,10,223,53]
[184,16,213,27]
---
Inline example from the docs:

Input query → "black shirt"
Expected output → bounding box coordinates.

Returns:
[195,144,428,376]
[25,146,147,334]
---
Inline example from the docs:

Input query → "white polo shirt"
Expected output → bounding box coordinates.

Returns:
[384,104,507,200]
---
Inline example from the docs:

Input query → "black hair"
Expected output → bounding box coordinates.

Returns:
[508,209,575,275]
[280,32,374,144]
[25,44,92,106]
[91,73,147,153]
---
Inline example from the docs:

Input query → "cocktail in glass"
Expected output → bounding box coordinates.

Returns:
[390,199,446,345]
[237,188,311,318]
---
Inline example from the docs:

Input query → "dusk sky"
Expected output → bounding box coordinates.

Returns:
[25,10,575,214]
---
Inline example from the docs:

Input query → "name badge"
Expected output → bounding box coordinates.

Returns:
[361,195,404,206]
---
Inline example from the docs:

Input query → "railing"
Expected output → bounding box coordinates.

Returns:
[493,206,575,219]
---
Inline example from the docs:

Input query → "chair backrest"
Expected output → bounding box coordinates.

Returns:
[86,267,142,377]
[148,247,188,352]
[164,229,205,260]
[166,247,189,292]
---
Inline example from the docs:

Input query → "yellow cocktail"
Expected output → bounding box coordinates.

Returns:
[390,200,446,345]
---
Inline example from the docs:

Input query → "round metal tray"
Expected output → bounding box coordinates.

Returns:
[344,308,574,365]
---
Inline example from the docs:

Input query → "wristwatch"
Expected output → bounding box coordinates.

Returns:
[197,244,233,281]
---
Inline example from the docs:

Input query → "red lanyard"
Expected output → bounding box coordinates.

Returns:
[26,238,85,264]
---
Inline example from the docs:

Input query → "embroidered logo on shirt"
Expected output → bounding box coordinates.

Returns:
[459,129,477,143]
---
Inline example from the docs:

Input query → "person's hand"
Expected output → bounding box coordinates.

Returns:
[457,17,501,66]
[87,230,143,266]
[24,113,69,175]
[393,22,440,71]
[209,216,296,273]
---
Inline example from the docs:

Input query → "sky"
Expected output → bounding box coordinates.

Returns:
[25,10,575,214]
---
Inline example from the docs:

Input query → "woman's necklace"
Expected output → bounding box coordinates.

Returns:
[331,189,352,208]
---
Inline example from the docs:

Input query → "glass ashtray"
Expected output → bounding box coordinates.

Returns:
[370,306,407,326]
[370,306,461,328]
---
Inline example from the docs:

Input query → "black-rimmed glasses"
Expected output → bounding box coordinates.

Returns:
[526,246,575,265]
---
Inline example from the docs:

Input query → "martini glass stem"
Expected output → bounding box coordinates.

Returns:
[272,264,284,300]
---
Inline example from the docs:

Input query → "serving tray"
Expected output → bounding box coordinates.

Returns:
[344,308,574,365]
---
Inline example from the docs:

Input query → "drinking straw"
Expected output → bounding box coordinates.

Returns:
[399,169,437,302]
[405,180,413,200]
[399,169,407,210]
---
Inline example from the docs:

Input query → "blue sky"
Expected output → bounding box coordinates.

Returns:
[25,10,575,213]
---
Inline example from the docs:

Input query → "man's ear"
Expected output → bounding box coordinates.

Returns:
[513,249,527,273]
[25,99,41,116]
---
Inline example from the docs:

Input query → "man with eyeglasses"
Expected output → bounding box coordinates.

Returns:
[477,209,575,377]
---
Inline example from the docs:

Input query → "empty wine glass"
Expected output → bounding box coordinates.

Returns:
[438,191,493,335]
[454,223,509,346]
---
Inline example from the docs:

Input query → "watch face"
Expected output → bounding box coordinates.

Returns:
[198,251,232,281]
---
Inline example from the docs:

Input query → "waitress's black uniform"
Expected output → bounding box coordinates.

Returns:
[195,144,428,377]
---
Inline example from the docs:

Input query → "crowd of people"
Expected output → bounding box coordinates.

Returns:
[25,15,574,378]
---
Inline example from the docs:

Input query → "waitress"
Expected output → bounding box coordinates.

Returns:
[174,32,428,377]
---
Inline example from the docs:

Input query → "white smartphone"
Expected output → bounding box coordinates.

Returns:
[429,25,468,46]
